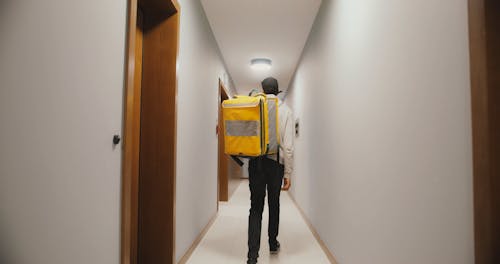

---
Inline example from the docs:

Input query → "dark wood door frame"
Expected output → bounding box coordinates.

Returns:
[121,0,180,263]
[218,80,230,202]
[468,0,500,263]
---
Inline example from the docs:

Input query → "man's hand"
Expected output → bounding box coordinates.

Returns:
[282,178,291,191]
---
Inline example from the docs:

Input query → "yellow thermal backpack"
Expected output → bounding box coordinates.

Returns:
[222,93,279,157]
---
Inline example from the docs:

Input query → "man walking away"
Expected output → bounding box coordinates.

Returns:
[247,77,294,264]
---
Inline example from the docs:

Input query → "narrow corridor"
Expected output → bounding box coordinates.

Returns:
[1,0,492,263]
[186,180,331,264]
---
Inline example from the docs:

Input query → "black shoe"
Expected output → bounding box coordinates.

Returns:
[247,258,257,264]
[270,241,280,254]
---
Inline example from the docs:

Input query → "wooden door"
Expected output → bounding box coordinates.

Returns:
[122,1,180,264]
[218,83,229,202]
[468,0,500,263]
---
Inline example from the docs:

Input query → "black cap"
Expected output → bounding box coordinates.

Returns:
[261,77,281,95]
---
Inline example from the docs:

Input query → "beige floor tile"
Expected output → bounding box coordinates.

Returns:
[186,180,331,264]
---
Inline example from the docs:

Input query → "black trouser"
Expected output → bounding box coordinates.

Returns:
[247,157,284,260]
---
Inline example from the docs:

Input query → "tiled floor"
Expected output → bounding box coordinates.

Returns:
[186,180,331,264]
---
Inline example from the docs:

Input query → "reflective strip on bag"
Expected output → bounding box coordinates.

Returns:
[225,120,260,136]
[222,102,259,108]
[267,98,278,153]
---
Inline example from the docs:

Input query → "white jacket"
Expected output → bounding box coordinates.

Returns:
[267,95,294,179]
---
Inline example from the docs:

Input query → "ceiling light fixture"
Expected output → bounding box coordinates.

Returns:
[250,58,272,70]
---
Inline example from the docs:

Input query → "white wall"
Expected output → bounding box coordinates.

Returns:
[0,0,126,263]
[175,0,235,262]
[0,1,234,263]
[287,0,474,263]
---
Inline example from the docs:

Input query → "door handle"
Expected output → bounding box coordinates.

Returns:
[113,135,121,145]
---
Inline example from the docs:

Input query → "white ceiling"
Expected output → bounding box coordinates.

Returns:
[201,0,322,96]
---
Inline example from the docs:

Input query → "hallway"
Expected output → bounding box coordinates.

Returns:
[1,0,495,263]
[185,180,331,264]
